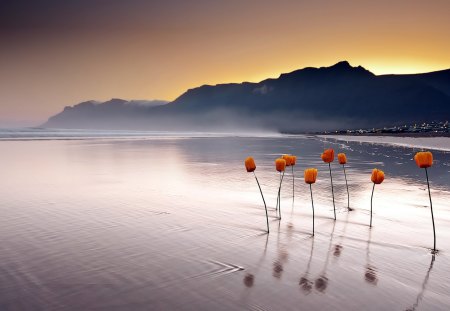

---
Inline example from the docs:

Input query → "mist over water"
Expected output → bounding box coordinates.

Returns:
[0,132,449,310]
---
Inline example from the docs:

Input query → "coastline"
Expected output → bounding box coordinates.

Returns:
[318,134,450,152]
[320,132,450,138]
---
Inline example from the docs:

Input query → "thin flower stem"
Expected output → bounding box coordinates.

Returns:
[328,163,336,220]
[370,183,375,227]
[275,172,280,213]
[425,168,436,252]
[254,172,269,234]
[343,164,350,211]
[278,171,285,219]
[310,184,315,236]
[275,171,280,217]
[292,166,295,204]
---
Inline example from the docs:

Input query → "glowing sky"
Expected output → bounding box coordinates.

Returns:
[1,0,450,126]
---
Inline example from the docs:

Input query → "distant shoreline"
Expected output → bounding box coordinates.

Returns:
[317,132,450,138]
[317,134,450,152]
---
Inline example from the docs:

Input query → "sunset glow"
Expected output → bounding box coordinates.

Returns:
[1,0,450,125]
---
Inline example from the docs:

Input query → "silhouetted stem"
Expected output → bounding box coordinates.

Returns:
[275,172,280,215]
[292,166,295,203]
[370,183,375,227]
[343,164,350,210]
[278,171,285,219]
[275,172,281,216]
[425,168,436,252]
[310,184,315,236]
[254,172,269,234]
[328,163,336,220]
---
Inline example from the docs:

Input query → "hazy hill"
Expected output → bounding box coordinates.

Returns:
[43,61,450,132]
[44,99,168,129]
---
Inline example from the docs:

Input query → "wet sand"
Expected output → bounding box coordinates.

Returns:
[0,135,449,310]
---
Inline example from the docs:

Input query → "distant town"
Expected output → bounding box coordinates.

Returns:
[320,121,449,136]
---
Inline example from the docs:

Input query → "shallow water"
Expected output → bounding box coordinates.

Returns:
[0,135,449,310]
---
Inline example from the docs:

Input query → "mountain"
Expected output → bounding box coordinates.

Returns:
[42,61,450,132]
[44,99,168,129]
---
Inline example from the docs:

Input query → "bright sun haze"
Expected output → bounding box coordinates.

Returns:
[1,0,450,126]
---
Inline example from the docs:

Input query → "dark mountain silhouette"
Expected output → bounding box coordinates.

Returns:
[42,61,450,132]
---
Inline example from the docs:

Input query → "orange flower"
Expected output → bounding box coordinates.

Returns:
[244,157,256,173]
[304,168,318,184]
[414,151,433,169]
[282,154,293,166]
[321,149,335,163]
[338,153,347,165]
[275,158,286,172]
[291,155,297,166]
[371,169,385,184]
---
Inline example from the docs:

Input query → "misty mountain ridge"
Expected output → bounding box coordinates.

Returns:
[43,61,450,132]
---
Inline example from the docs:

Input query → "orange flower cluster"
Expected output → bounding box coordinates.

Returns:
[243,149,436,248]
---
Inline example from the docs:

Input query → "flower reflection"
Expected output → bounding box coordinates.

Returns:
[365,265,378,285]
[315,275,329,292]
[405,255,435,311]
[279,248,289,262]
[273,260,284,278]
[364,229,378,285]
[242,234,268,289]
[243,273,254,288]
[334,212,349,259]
[272,224,288,279]
[314,221,336,293]
[299,237,315,294]
[299,276,313,294]
[333,245,343,257]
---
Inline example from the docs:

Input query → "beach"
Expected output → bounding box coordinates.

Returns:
[0,132,449,310]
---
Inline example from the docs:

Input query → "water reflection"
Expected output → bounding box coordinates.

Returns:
[299,237,315,294]
[273,260,284,279]
[272,220,288,279]
[334,211,349,259]
[243,273,254,288]
[314,221,336,293]
[1,136,450,310]
[405,255,436,311]
[364,229,378,285]
[243,234,269,288]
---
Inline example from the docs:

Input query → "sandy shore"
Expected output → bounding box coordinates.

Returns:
[1,136,449,310]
